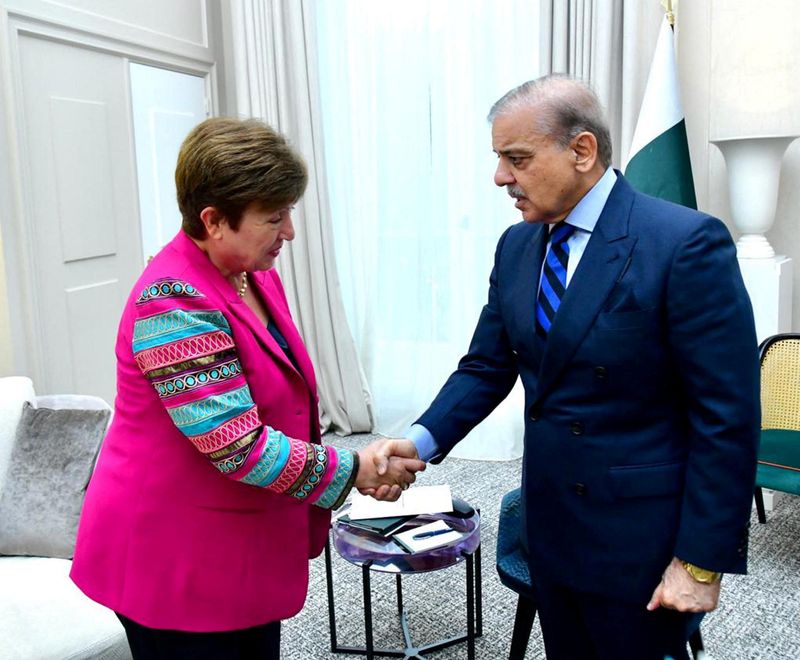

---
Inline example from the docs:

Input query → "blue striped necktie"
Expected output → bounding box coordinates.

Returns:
[536,222,576,337]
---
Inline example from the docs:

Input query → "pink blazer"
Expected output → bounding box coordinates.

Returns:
[71,231,340,631]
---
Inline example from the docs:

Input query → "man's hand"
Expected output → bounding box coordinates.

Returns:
[372,437,420,476]
[647,557,721,613]
[355,438,426,501]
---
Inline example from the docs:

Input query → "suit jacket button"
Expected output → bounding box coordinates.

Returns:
[594,366,608,379]
[573,482,586,495]
[570,421,585,435]
[529,405,540,422]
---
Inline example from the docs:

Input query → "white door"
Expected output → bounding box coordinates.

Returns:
[17,35,144,403]
[129,64,208,264]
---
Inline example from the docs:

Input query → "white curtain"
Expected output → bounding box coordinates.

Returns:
[540,0,664,166]
[222,0,374,435]
[313,0,542,460]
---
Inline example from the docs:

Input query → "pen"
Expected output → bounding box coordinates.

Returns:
[412,527,452,540]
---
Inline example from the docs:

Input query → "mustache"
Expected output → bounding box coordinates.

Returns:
[507,186,525,198]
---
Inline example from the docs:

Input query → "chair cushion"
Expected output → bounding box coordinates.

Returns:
[0,403,110,558]
[0,556,130,659]
[756,429,800,495]
[0,377,36,493]
[495,487,535,597]
[497,545,534,596]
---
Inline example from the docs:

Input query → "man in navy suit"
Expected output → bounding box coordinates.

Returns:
[373,75,759,659]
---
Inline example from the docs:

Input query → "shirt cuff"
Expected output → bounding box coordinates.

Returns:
[407,424,439,462]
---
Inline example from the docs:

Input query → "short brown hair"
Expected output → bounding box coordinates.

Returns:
[175,117,308,238]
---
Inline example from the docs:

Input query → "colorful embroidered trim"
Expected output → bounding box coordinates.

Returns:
[212,441,257,474]
[315,449,358,509]
[151,356,242,400]
[133,309,230,352]
[266,441,313,493]
[190,408,261,454]
[136,279,204,304]
[240,428,291,488]
[288,445,329,499]
[132,279,356,508]
[134,331,235,374]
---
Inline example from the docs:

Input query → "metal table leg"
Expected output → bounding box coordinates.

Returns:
[475,543,483,638]
[326,539,483,659]
[466,553,475,660]
[325,539,338,652]
[363,561,375,660]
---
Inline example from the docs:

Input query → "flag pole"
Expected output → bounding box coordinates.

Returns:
[625,0,697,208]
[660,0,675,27]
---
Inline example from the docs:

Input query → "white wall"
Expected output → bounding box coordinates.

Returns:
[680,0,800,328]
[0,230,10,375]
[2,0,799,381]
[0,0,222,386]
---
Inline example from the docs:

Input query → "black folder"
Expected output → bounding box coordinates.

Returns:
[338,514,414,536]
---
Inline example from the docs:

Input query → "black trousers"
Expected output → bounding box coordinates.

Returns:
[531,574,702,660]
[117,614,281,660]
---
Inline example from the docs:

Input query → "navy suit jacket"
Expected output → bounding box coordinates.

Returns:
[417,174,760,603]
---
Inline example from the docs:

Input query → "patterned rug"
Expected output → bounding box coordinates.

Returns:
[282,434,800,659]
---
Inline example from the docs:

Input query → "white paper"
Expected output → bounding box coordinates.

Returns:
[393,520,463,553]
[348,484,453,520]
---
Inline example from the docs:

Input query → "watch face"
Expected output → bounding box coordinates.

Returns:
[683,562,720,583]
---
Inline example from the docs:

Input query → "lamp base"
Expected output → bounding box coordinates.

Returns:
[736,234,775,259]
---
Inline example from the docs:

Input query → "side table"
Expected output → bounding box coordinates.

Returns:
[325,507,482,660]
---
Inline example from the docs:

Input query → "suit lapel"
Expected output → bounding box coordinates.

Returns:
[251,271,318,395]
[224,280,303,378]
[509,224,549,341]
[172,232,310,389]
[534,175,637,402]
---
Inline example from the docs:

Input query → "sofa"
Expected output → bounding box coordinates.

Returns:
[0,376,131,660]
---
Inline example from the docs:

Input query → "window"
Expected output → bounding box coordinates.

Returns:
[314,0,539,456]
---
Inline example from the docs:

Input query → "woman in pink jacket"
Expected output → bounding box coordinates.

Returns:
[71,117,423,659]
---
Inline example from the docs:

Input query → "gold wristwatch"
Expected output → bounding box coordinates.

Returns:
[681,561,721,584]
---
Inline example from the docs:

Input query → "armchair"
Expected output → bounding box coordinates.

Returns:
[495,487,537,660]
[0,376,130,659]
[495,487,705,659]
[754,333,800,523]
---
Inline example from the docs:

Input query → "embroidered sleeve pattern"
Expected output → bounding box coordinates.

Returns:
[132,278,357,509]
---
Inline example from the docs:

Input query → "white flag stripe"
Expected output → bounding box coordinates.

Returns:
[624,16,684,171]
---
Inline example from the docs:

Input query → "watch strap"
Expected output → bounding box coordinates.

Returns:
[681,560,721,584]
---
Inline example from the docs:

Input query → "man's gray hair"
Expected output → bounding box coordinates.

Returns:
[488,74,613,169]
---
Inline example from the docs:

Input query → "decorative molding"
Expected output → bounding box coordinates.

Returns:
[9,12,215,74]
[4,0,211,52]
[0,0,219,383]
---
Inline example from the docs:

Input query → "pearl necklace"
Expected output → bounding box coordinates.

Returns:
[237,272,248,298]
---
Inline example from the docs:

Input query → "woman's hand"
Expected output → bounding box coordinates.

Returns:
[356,438,426,501]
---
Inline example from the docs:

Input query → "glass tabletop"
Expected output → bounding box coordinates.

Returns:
[332,508,481,574]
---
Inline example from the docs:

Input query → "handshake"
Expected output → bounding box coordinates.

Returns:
[355,438,426,502]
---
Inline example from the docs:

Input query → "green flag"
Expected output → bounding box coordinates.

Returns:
[624,15,697,209]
